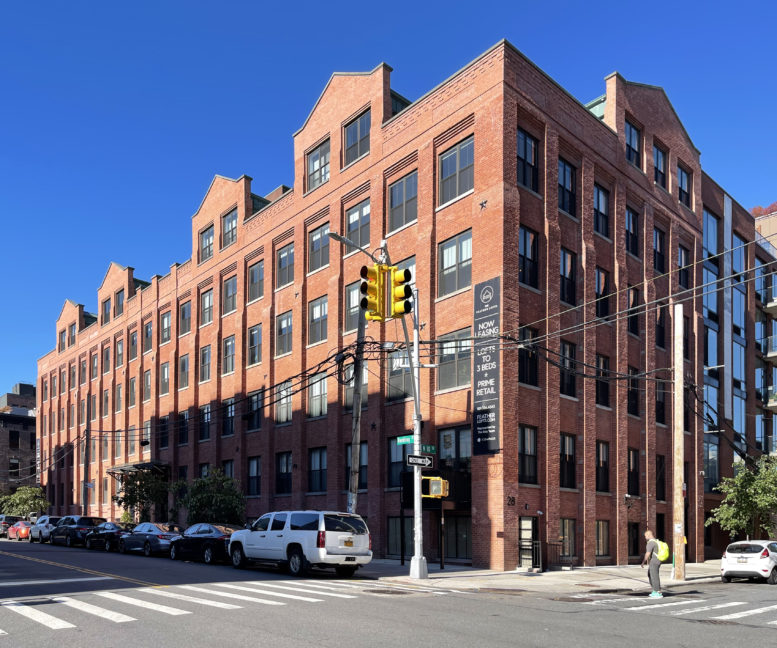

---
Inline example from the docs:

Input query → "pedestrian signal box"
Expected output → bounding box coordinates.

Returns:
[421,476,449,498]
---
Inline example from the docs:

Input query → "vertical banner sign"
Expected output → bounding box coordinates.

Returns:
[473,277,501,455]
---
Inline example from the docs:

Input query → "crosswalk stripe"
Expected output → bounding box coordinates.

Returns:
[585,597,645,606]
[178,585,285,606]
[287,581,369,592]
[670,602,746,616]
[627,599,706,611]
[138,588,242,609]
[0,628,6,635]
[246,582,356,599]
[213,583,322,602]
[52,596,136,623]
[94,591,191,616]
[1,601,75,629]
[713,604,777,620]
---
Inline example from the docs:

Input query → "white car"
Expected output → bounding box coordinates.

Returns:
[721,540,777,584]
[229,510,372,577]
[29,516,62,543]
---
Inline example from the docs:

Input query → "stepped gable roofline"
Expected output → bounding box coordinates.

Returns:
[97,261,133,292]
[192,174,252,219]
[56,298,82,322]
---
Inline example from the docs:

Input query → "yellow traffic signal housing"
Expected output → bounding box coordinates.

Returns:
[360,264,385,321]
[421,476,449,498]
[389,266,413,318]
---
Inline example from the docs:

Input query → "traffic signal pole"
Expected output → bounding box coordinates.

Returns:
[347,309,367,514]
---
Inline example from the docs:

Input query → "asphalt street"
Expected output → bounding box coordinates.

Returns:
[1,537,776,647]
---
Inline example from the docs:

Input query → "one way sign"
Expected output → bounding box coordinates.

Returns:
[406,454,434,469]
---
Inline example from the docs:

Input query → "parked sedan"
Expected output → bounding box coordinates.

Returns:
[29,516,61,543]
[0,514,22,537]
[50,516,107,547]
[169,523,242,564]
[721,540,777,584]
[7,521,31,541]
[85,522,135,552]
[119,522,183,556]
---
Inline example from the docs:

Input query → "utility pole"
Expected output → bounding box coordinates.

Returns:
[82,395,90,516]
[347,309,367,513]
[672,302,685,580]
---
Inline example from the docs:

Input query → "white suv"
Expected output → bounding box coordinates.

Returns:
[29,516,62,543]
[228,510,372,577]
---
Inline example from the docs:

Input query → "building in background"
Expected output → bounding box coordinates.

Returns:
[36,40,774,569]
[0,383,38,495]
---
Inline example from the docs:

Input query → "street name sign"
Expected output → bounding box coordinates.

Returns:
[406,454,433,468]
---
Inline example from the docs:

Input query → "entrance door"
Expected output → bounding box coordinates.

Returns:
[519,516,538,568]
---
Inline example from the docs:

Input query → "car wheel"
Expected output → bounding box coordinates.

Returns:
[203,545,214,565]
[65,535,72,548]
[231,545,246,569]
[16,534,22,542]
[170,544,178,560]
[85,538,93,550]
[143,542,152,557]
[287,547,307,577]
[335,565,357,579]
[118,540,126,554]
[721,574,731,583]
[104,539,112,552]
[768,569,777,585]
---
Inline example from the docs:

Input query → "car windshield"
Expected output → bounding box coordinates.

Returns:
[324,514,368,534]
[48,518,61,525]
[727,543,766,554]
[4,516,21,523]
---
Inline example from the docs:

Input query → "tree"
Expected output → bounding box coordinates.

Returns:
[0,487,50,516]
[179,469,245,525]
[706,456,777,539]
[113,471,169,522]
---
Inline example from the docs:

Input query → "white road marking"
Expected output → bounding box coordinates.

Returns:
[627,599,706,611]
[94,591,191,616]
[0,577,114,587]
[0,628,6,635]
[178,585,284,606]
[713,604,777,620]
[670,601,746,616]
[585,597,647,606]
[138,587,242,609]
[52,596,136,623]
[213,583,322,602]
[1,601,75,629]
[246,582,356,598]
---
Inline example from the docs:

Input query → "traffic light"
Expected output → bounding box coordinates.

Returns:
[421,476,449,498]
[389,266,413,318]
[360,264,385,321]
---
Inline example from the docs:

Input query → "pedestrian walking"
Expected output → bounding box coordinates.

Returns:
[641,529,663,598]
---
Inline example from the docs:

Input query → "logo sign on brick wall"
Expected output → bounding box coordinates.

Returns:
[473,277,501,455]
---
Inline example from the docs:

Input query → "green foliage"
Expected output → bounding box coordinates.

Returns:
[0,487,50,516]
[179,469,245,526]
[119,508,133,524]
[113,471,169,522]
[706,456,777,539]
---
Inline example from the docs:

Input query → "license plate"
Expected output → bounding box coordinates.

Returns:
[344,538,353,547]
[737,557,748,563]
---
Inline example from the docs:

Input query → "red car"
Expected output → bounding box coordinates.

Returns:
[7,521,31,541]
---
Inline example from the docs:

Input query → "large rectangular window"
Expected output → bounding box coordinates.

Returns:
[703,267,718,322]
[518,327,538,386]
[307,139,329,191]
[345,200,370,254]
[276,381,292,424]
[178,411,189,446]
[439,136,474,205]
[116,340,124,368]
[596,520,609,557]
[656,384,666,425]
[561,519,576,557]
[628,286,640,336]
[247,456,261,496]
[388,170,418,232]
[628,367,640,416]
[656,455,666,501]
[678,245,690,289]
[345,442,368,490]
[559,341,576,398]
[345,110,370,165]
[653,144,666,188]
[222,208,237,248]
[653,227,666,273]
[596,354,610,407]
[625,207,639,256]
[308,296,328,345]
[560,247,576,305]
[625,119,641,168]
[595,267,610,319]
[518,225,538,288]
[596,441,609,492]
[678,164,691,207]
[656,304,667,348]
[247,324,262,366]
[437,328,471,390]
[593,184,609,238]
[388,438,410,488]
[557,158,576,216]
[199,345,211,382]
[222,335,235,375]
[276,243,294,289]
[199,404,211,441]
[308,373,328,418]
[438,230,472,297]
[115,290,124,317]
[344,281,360,333]
[200,289,213,326]
[344,362,368,411]
[247,390,263,431]
[143,370,151,402]
[703,209,719,260]
[560,433,575,489]
[178,354,189,389]
[308,223,330,273]
[518,425,537,485]
[200,224,214,262]
[222,276,237,315]
[388,348,413,400]
[627,448,639,496]
[142,321,153,353]
[517,128,538,192]
[159,362,169,395]
[222,398,235,437]
[276,452,292,494]
[248,260,264,302]
[308,447,327,493]
[276,311,292,356]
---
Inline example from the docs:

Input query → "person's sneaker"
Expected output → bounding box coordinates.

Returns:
[649,591,664,598]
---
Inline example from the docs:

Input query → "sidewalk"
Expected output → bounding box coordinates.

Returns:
[359,559,722,594]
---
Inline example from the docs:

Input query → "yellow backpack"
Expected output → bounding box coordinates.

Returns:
[655,539,670,562]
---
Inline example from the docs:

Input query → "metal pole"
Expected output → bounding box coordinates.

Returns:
[672,302,685,580]
[82,395,90,516]
[400,470,406,566]
[440,507,445,570]
[347,310,367,514]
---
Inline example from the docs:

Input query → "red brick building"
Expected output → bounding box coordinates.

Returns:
[37,40,773,569]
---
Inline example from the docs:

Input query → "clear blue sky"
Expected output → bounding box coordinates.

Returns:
[1,1,774,394]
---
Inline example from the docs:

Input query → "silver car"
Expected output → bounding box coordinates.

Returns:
[119,522,183,557]
[29,516,61,543]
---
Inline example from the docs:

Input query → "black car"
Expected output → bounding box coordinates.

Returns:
[50,516,107,547]
[169,523,242,564]
[119,522,184,556]
[0,515,22,537]
[85,522,135,551]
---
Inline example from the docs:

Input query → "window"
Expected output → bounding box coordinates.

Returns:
[248,260,264,302]
[345,109,370,165]
[596,355,610,407]
[178,411,189,445]
[142,321,152,353]
[518,225,539,288]
[628,286,640,336]
[199,345,211,382]
[80,359,86,384]
[200,289,213,326]
[276,452,292,494]
[143,370,151,402]
[307,139,330,191]
[102,346,110,374]
[625,119,641,168]
[704,435,719,492]
[115,430,122,458]
[276,311,292,356]
[308,373,328,418]
[178,354,189,389]
[593,184,609,238]
[704,326,718,371]
[756,411,767,452]
[560,433,576,489]
[517,128,539,192]
[68,323,76,346]
[656,383,666,425]
[115,289,124,317]
[678,164,691,207]
[733,341,746,391]
[388,171,418,232]
[70,363,76,389]
[388,438,410,488]
[200,224,214,262]
[519,425,537,485]
[102,298,111,325]
[199,463,209,478]
[308,223,330,273]
[559,341,576,398]
[247,324,262,366]
[653,227,665,273]
[345,199,370,254]
[128,425,136,455]
[388,348,412,400]
[129,332,137,361]
[518,327,538,386]
[628,367,640,416]
[625,207,639,256]
[247,456,261,496]
[703,209,719,259]
[437,328,471,390]
[344,362,368,411]
[308,296,328,345]
[438,230,472,297]
[703,267,718,322]
[557,158,576,216]
[58,329,66,352]
[276,380,292,424]
[345,442,368,490]
[595,267,610,319]
[678,245,690,289]
[596,441,609,492]
[756,359,766,401]
[732,233,746,283]
[128,377,136,408]
[222,276,237,315]
[222,335,235,375]
[439,426,471,477]
[159,362,169,395]
[653,144,666,188]
[160,311,171,344]
[344,281,360,333]
[222,459,234,478]
[115,340,123,368]
[222,208,237,248]
[439,136,474,205]
[627,448,639,496]
[656,304,667,348]
[91,354,98,379]
[158,417,169,449]
[247,390,263,431]
[655,455,666,501]
[222,398,234,437]
[596,520,610,557]
[199,404,211,441]
[142,421,151,453]
[560,247,576,305]
[276,243,294,288]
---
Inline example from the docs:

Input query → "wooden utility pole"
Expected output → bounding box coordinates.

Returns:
[672,302,685,580]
